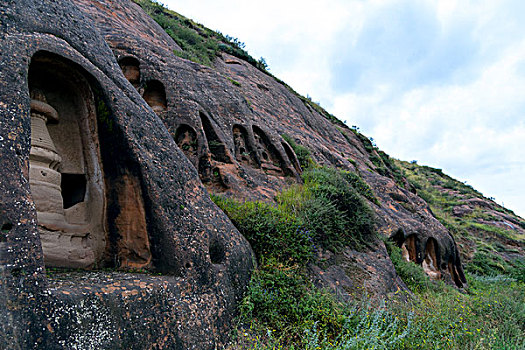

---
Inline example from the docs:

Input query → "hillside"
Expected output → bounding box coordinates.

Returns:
[0,0,523,349]
[397,160,525,276]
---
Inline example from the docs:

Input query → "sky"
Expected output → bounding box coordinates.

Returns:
[160,0,525,218]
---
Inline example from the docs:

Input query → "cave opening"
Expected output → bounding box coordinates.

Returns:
[143,79,167,114]
[118,56,140,88]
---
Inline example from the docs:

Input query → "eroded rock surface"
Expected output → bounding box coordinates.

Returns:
[76,0,467,295]
[0,0,253,348]
[0,0,497,348]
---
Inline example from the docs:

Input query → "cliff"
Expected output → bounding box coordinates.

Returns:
[0,0,523,349]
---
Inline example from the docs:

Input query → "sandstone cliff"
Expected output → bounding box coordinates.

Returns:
[0,0,523,349]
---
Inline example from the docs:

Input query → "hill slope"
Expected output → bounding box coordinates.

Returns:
[0,0,523,348]
[397,160,525,276]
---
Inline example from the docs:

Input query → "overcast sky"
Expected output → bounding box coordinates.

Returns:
[161,0,525,218]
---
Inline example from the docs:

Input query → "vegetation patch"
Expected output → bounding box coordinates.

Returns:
[214,167,377,260]
[228,78,241,87]
[134,0,268,70]
[232,272,525,349]
[340,171,380,205]
[346,127,405,187]
[212,195,313,264]
[238,260,344,343]
[214,164,524,349]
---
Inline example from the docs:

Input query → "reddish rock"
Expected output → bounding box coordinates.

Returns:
[0,0,477,348]
[453,205,474,217]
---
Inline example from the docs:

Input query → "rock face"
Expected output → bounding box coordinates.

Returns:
[0,0,471,348]
[0,0,253,348]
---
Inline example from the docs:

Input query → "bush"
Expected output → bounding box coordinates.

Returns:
[340,171,380,205]
[510,258,525,283]
[302,167,377,248]
[212,195,313,264]
[466,250,509,276]
[239,260,344,344]
[214,167,377,262]
[296,195,349,250]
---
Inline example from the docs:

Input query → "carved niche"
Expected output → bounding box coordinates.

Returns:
[197,111,233,188]
[281,141,302,174]
[252,125,285,176]
[175,124,199,166]
[143,80,167,115]
[28,53,107,268]
[118,56,140,89]
[232,124,256,166]
[200,112,231,164]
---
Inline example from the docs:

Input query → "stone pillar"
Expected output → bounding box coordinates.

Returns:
[29,90,65,226]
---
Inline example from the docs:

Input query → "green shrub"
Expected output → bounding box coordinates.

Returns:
[466,251,509,276]
[340,171,380,205]
[215,167,377,260]
[212,195,313,264]
[239,261,344,344]
[302,168,377,249]
[377,150,405,186]
[279,189,348,251]
[509,258,525,283]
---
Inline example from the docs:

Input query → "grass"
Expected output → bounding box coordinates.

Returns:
[216,164,524,349]
[134,0,268,70]
[229,78,242,87]
[230,270,525,349]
